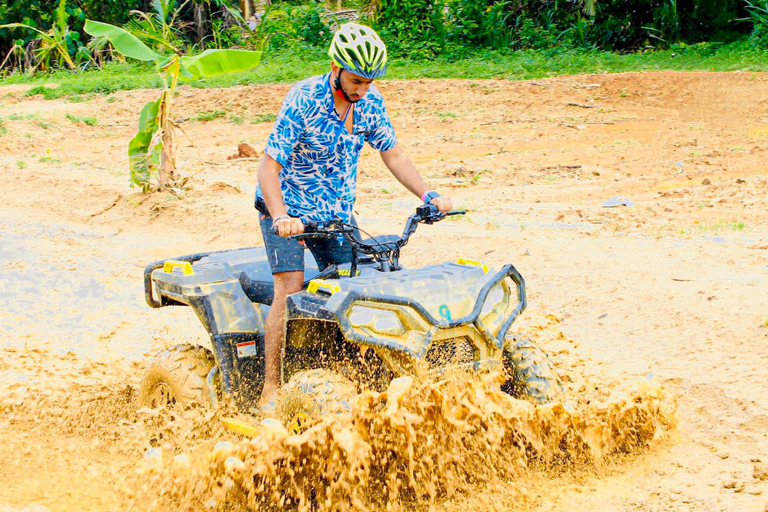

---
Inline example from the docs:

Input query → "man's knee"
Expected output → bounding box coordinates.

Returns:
[272,271,304,300]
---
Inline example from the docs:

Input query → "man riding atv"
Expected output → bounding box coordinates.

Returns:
[139,25,565,429]
[254,23,453,409]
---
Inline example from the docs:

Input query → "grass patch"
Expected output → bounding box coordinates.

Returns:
[67,93,95,103]
[195,110,226,122]
[251,113,277,123]
[695,219,746,233]
[1,42,767,100]
[65,113,98,126]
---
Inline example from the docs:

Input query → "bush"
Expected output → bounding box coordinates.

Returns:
[372,0,446,58]
[445,0,516,49]
[511,16,563,50]
[261,2,332,51]
[744,0,768,48]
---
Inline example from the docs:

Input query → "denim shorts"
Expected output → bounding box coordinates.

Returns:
[258,213,358,274]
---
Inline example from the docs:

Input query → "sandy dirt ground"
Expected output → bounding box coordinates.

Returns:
[1,70,767,511]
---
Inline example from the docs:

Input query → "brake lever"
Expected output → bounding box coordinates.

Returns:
[418,207,467,225]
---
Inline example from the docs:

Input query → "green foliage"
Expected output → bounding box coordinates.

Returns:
[128,98,163,192]
[182,48,263,77]
[0,0,92,73]
[261,2,332,51]
[79,0,143,27]
[1,0,759,66]
[743,0,768,47]
[20,62,162,98]
[251,113,277,123]
[122,0,189,55]
[446,0,515,49]
[6,41,768,98]
[65,113,98,125]
[195,109,226,121]
[85,20,163,62]
[84,17,261,192]
[373,0,446,58]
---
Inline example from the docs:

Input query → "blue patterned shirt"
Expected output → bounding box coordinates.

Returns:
[256,72,397,223]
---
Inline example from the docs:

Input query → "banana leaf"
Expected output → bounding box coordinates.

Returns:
[180,49,262,79]
[128,98,163,191]
[84,20,162,62]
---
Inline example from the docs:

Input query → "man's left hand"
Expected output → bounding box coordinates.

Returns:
[431,195,453,214]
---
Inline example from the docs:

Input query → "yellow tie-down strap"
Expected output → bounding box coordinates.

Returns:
[307,279,341,295]
[163,260,195,276]
[456,258,489,274]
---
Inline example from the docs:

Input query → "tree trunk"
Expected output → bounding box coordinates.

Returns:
[194,4,206,44]
[240,0,252,19]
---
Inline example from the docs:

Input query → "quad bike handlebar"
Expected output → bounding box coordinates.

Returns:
[285,204,466,273]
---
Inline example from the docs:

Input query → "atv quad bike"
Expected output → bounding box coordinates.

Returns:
[141,204,565,432]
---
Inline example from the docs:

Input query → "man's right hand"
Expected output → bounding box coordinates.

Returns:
[274,216,305,237]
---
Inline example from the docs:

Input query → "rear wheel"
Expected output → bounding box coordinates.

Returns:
[277,369,356,433]
[501,336,566,404]
[139,344,216,409]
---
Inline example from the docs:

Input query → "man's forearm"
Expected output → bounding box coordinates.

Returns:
[379,144,430,198]
[257,154,288,217]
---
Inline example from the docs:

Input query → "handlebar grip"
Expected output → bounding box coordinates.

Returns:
[270,217,315,236]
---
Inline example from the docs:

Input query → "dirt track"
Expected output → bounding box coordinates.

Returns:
[1,70,767,511]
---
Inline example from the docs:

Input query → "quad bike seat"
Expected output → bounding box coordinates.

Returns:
[197,248,321,305]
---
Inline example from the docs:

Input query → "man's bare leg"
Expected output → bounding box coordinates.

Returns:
[259,270,304,407]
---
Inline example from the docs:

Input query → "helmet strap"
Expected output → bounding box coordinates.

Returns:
[333,69,354,103]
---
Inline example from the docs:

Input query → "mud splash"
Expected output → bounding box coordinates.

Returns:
[130,371,676,512]
[1,311,678,512]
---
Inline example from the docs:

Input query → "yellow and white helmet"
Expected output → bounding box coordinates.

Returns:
[328,23,388,79]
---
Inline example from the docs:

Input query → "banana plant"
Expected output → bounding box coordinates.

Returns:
[84,19,262,192]
[0,0,82,72]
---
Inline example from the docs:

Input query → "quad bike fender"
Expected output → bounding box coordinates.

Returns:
[146,259,268,335]
[145,254,272,408]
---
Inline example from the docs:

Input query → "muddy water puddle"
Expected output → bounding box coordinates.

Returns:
[0,214,202,363]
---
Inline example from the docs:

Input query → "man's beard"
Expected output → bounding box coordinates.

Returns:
[334,70,360,103]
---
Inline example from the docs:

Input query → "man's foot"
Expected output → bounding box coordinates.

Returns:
[257,388,278,414]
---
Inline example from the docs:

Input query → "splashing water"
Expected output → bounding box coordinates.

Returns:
[1,310,677,512]
[129,371,675,512]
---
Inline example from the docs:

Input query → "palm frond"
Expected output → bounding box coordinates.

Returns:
[55,0,70,34]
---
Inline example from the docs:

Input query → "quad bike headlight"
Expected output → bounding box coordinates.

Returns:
[481,284,506,316]
[348,306,405,336]
[479,282,511,336]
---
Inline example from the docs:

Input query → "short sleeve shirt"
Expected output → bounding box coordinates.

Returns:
[255,72,397,223]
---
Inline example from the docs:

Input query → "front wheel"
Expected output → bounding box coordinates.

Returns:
[501,336,566,404]
[138,344,216,409]
[277,369,356,433]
